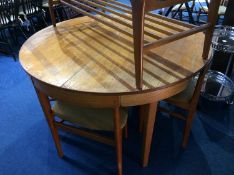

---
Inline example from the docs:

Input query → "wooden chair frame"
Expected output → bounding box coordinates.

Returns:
[138,59,211,148]
[31,77,125,175]
[48,0,220,90]
[158,60,211,148]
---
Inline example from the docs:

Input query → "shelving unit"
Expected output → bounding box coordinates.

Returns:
[48,0,221,90]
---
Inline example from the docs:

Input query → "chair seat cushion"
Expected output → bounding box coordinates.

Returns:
[167,77,196,103]
[52,101,128,131]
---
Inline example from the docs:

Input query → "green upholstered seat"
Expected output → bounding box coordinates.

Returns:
[168,78,196,103]
[52,101,128,131]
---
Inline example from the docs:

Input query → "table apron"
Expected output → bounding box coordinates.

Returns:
[120,79,189,106]
[31,76,189,108]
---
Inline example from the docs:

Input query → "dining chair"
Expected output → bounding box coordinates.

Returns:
[33,85,128,175]
[169,0,195,23]
[20,0,47,32]
[138,60,210,148]
[42,0,70,23]
[0,38,15,60]
[197,0,227,23]
[158,61,211,148]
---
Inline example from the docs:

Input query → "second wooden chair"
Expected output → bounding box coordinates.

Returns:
[158,61,210,148]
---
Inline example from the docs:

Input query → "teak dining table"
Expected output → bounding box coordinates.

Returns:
[19,16,211,167]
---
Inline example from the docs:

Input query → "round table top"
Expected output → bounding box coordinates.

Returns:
[19,16,209,96]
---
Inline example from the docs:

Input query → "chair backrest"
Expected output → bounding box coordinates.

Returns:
[0,0,19,26]
[130,0,221,89]
[48,0,221,91]
[144,0,193,11]
[190,0,196,10]
[189,60,211,105]
[21,0,43,15]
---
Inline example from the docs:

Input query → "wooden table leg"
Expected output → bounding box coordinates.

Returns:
[114,107,123,175]
[141,102,157,167]
[33,84,64,158]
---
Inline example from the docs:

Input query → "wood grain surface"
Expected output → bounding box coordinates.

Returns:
[20,16,210,96]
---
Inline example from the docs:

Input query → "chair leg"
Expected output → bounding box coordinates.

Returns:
[64,9,69,20]
[34,86,64,157]
[8,27,18,45]
[113,107,123,175]
[39,13,48,28]
[139,106,145,134]
[179,10,183,21]
[61,6,69,20]
[124,122,128,139]
[141,102,157,167]
[29,18,36,33]
[182,109,196,148]
[55,7,61,22]
[0,41,16,61]
[197,9,201,23]
[0,30,16,61]
[6,42,16,61]
[18,25,27,40]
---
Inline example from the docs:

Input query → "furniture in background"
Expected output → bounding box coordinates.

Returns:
[42,0,69,23]
[0,0,26,60]
[197,0,227,23]
[165,0,195,23]
[33,87,128,175]
[20,0,48,32]
[0,39,16,60]
[201,26,234,104]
